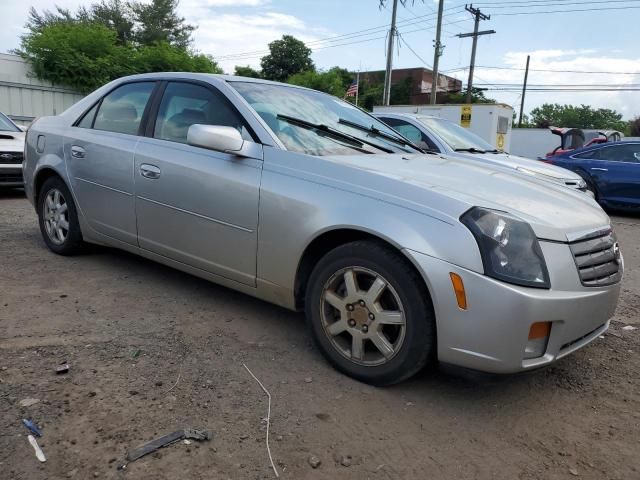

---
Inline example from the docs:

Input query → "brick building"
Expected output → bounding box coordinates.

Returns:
[359,67,462,104]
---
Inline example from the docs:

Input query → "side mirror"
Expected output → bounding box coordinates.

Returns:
[187,124,244,153]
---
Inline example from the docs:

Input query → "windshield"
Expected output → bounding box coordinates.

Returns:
[418,116,494,152]
[231,81,420,156]
[0,113,21,132]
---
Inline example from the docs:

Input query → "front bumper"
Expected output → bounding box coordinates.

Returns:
[406,240,622,374]
[0,164,24,186]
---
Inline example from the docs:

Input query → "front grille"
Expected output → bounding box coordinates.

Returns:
[569,230,622,286]
[0,151,23,164]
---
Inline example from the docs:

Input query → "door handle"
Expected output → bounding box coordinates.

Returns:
[591,167,608,172]
[140,164,161,179]
[70,145,86,159]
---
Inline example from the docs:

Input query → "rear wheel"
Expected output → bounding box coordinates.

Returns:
[305,240,436,386]
[38,176,84,255]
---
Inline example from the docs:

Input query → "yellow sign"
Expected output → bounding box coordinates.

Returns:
[496,133,505,150]
[460,105,472,128]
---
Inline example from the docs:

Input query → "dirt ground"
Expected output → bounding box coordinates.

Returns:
[1,188,638,480]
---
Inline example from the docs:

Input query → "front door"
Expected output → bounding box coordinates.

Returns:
[134,81,262,286]
[64,81,157,245]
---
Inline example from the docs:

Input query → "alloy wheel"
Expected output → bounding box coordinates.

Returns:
[320,266,407,366]
[43,189,70,245]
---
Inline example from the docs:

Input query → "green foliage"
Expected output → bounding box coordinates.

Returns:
[135,43,222,75]
[260,35,314,82]
[234,65,262,78]
[346,76,413,111]
[630,117,640,136]
[530,103,627,131]
[288,67,352,97]
[16,0,220,93]
[130,0,194,49]
[19,22,128,92]
[445,87,496,104]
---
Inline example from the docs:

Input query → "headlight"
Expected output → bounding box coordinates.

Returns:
[461,207,550,289]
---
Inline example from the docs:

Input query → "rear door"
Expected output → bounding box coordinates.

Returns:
[64,81,158,245]
[133,80,263,286]
[592,143,640,206]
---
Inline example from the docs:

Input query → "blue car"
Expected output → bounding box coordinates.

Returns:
[545,141,640,210]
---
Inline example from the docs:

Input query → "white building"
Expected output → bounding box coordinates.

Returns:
[0,53,84,126]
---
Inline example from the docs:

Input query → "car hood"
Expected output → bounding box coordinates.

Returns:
[0,131,25,151]
[455,151,582,182]
[323,152,608,242]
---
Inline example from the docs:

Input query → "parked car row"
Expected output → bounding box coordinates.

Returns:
[22,74,623,385]
[0,112,26,187]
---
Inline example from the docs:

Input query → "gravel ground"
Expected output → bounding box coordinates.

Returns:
[1,188,639,480]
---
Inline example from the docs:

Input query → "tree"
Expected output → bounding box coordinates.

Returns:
[130,0,195,49]
[630,117,640,136]
[530,103,627,131]
[234,65,261,78]
[16,1,221,93]
[445,87,495,104]
[288,67,352,97]
[260,35,314,82]
[89,0,134,45]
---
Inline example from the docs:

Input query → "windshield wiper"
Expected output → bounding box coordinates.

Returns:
[454,147,487,154]
[485,149,501,153]
[337,118,425,153]
[276,114,393,153]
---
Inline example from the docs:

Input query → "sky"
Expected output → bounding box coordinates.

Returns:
[1,0,639,119]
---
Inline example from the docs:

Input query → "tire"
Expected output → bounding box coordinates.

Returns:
[305,240,436,386]
[37,176,84,255]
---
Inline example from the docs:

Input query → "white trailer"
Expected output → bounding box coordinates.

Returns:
[373,103,514,152]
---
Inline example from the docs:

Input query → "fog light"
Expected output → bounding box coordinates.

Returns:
[524,322,551,359]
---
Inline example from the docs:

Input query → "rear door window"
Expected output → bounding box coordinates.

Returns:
[93,82,155,135]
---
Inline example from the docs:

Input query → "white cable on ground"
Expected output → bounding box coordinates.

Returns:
[243,363,279,478]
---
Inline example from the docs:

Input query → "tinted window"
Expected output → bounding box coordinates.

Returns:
[154,82,251,144]
[76,102,99,129]
[607,144,640,163]
[379,117,438,151]
[93,82,155,135]
[574,149,601,160]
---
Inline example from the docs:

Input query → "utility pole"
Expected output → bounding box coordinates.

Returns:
[382,0,399,106]
[430,0,445,104]
[518,55,530,127]
[456,5,495,104]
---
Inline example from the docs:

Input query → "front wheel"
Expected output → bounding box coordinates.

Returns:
[38,176,84,255]
[305,241,436,386]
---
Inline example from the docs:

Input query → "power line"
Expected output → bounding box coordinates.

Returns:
[492,4,640,15]
[215,6,468,61]
[474,0,638,5]
[397,31,433,68]
[476,0,640,8]
[450,65,640,75]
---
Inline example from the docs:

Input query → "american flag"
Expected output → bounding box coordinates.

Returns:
[345,80,358,97]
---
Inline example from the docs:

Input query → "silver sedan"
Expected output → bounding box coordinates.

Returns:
[23,73,622,385]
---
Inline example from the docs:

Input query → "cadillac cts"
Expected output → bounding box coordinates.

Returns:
[23,74,623,385]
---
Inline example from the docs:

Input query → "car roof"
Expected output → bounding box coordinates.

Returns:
[110,72,317,91]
